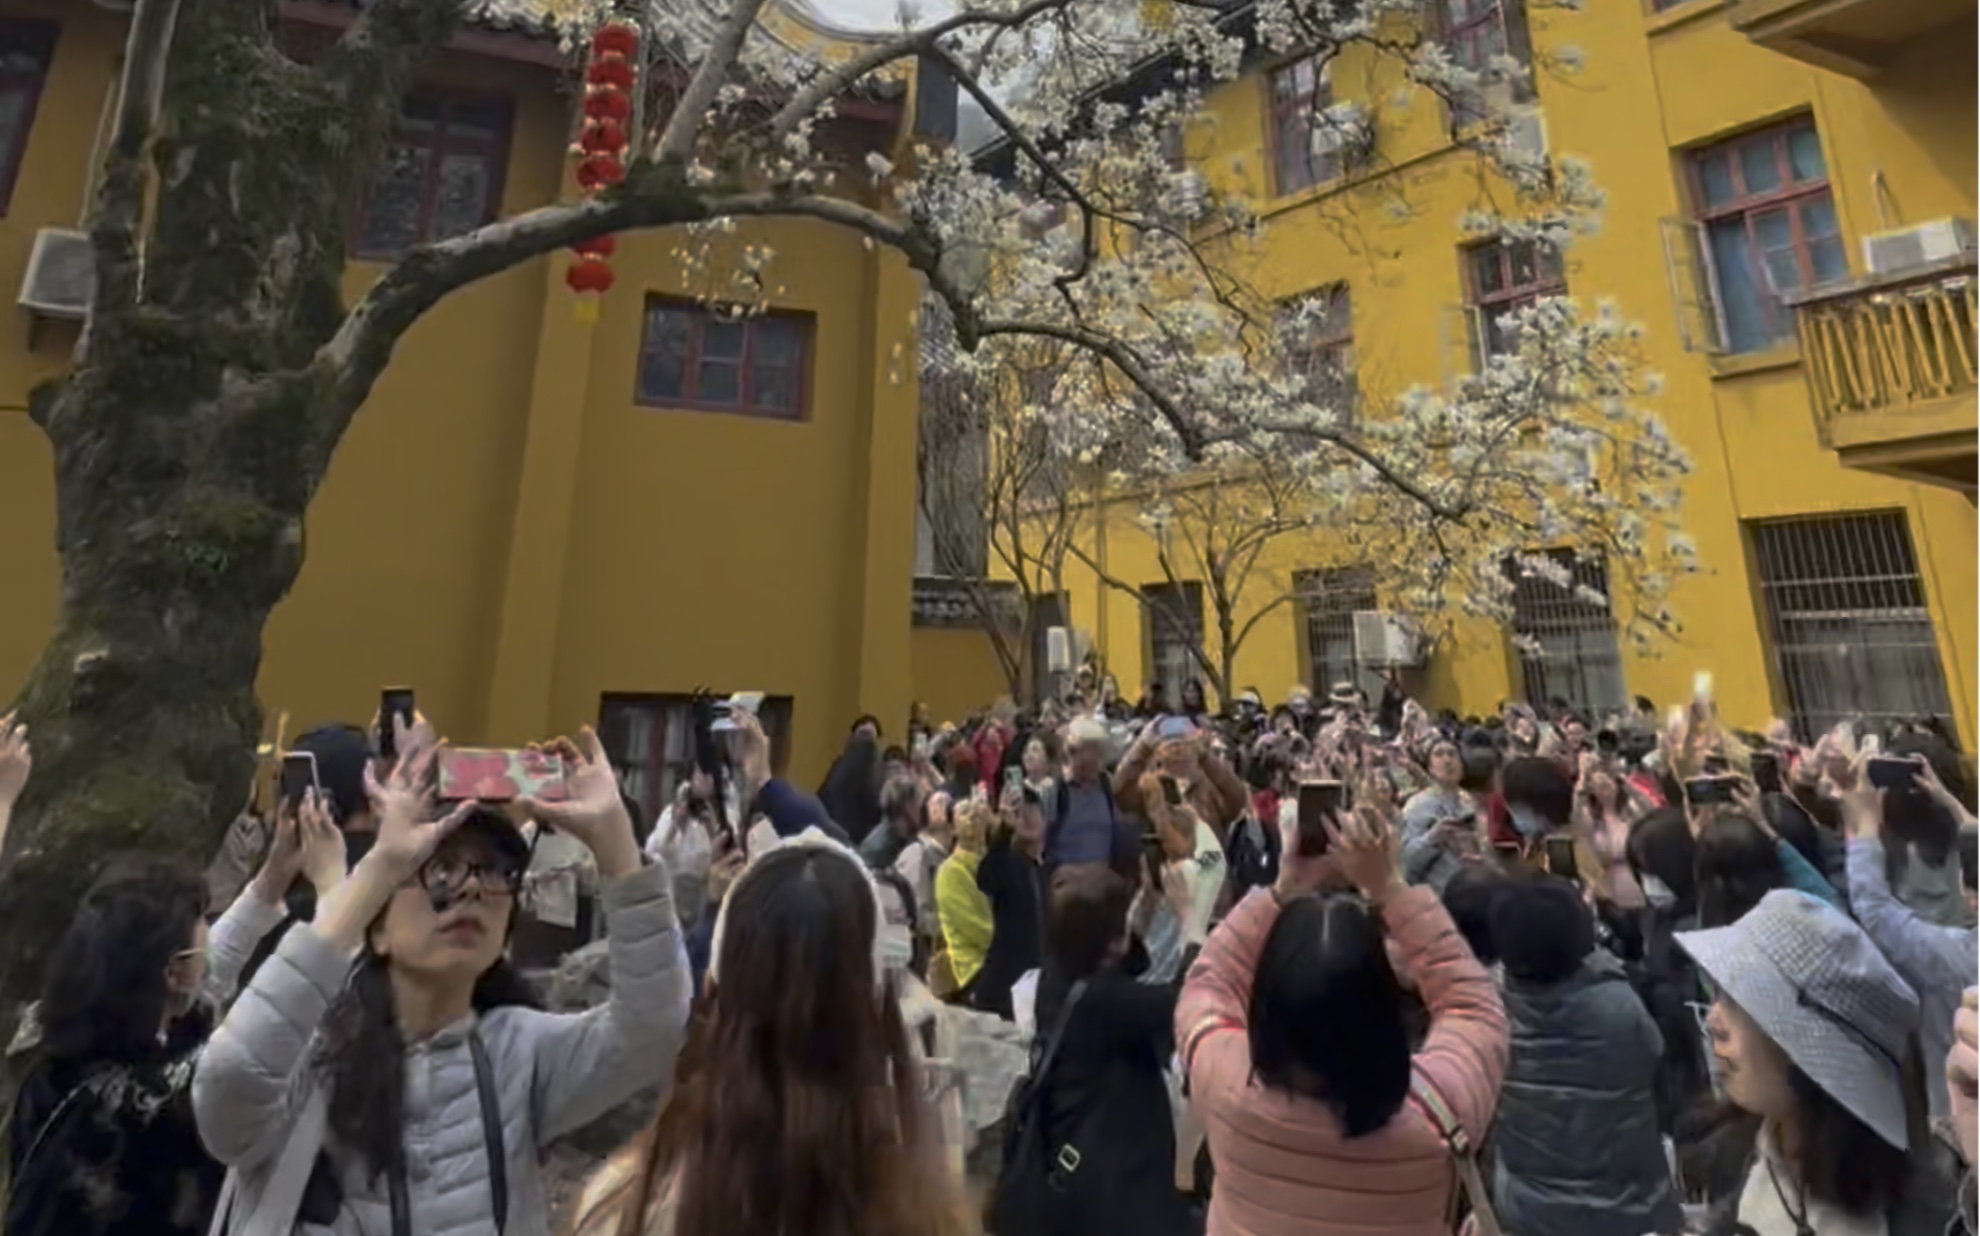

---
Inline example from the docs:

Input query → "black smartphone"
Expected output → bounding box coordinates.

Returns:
[1295,781,1345,857]
[1749,750,1782,795]
[280,751,320,812]
[1160,774,1185,806]
[1867,755,1924,792]
[378,687,415,761]
[1684,774,1741,806]
[1544,835,1579,882]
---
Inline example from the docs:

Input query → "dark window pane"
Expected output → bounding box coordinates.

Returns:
[697,359,741,404]
[753,363,796,412]
[1707,216,1774,353]
[1697,150,1736,209]
[1471,246,1505,296]
[0,86,26,176]
[1738,135,1782,196]
[754,317,802,366]
[1787,127,1826,183]
[444,101,508,144]
[430,152,494,240]
[360,144,430,255]
[1276,118,1315,193]
[639,309,692,400]
[702,318,746,359]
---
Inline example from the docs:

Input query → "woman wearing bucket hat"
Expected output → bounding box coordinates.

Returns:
[1676,888,1963,1236]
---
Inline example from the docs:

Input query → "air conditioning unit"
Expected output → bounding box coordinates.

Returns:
[1351,610,1425,668]
[19,228,94,320]
[1505,108,1548,162]
[1861,217,1975,277]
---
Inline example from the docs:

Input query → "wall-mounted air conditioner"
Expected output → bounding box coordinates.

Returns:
[1861,217,1975,277]
[1352,610,1425,668]
[19,228,94,320]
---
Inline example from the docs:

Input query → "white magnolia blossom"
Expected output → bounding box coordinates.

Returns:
[571,0,1696,646]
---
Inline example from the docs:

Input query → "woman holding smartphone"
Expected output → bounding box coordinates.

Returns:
[193,733,691,1236]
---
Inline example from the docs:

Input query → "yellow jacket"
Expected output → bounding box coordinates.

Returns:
[935,850,993,987]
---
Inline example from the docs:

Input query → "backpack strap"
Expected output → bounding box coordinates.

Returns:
[1026,979,1089,1095]
[386,1032,507,1236]
[1406,1074,1501,1236]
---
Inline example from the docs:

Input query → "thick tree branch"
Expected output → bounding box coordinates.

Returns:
[655,0,777,163]
[767,0,1074,138]
[90,0,181,318]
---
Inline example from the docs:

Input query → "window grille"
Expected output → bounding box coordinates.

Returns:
[1295,566,1384,699]
[1750,512,1956,744]
[1142,582,1205,699]
[1507,551,1626,714]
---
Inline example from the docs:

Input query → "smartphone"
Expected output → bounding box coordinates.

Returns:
[1749,750,1782,795]
[1154,715,1196,740]
[1684,774,1741,806]
[280,751,320,812]
[1295,781,1345,857]
[1160,774,1185,806]
[377,687,415,761]
[1544,835,1579,882]
[710,692,766,733]
[438,747,570,802]
[1867,755,1925,792]
[1003,766,1025,799]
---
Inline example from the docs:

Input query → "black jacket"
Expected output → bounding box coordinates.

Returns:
[1031,939,1198,1236]
[973,833,1046,1019]
[1491,953,1683,1236]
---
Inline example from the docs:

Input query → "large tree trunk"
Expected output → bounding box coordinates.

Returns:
[0,0,464,1022]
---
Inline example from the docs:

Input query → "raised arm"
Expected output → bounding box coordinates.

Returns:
[1176,886,1278,1076]
[1387,885,1510,1144]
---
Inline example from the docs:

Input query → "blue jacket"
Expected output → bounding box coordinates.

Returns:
[1491,953,1683,1236]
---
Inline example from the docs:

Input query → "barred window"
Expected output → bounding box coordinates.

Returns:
[1507,551,1626,714]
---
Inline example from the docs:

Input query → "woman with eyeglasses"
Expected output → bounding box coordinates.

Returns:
[193,733,691,1236]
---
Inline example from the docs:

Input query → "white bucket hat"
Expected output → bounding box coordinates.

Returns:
[1676,889,1920,1148]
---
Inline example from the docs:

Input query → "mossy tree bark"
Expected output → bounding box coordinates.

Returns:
[0,0,964,1028]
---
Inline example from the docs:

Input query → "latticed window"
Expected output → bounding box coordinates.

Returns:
[1296,566,1383,700]
[1282,284,1358,423]
[1749,512,1956,744]
[1507,551,1626,714]
[357,93,511,258]
[1142,582,1205,700]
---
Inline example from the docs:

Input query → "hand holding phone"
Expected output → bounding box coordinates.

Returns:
[438,747,570,803]
[1683,774,1741,807]
[280,751,321,813]
[1866,754,1926,792]
[1295,781,1345,856]
[377,687,416,760]
[1544,835,1580,883]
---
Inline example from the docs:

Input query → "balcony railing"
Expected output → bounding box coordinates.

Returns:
[1794,257,1976,489]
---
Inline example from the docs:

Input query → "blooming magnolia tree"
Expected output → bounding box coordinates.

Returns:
[0,0,1692,1011]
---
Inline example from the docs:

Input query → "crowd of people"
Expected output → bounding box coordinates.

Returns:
[0,663,1975,1236]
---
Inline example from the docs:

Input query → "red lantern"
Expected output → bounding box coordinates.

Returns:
[566,256,615,295]
[580,117,627,155]
[586,52,634,91]
[573,234,618,260]
[576,153,626,192]
[591,22,639,58]
[583,87,631,122]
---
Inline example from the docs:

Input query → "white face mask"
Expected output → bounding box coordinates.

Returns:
[1640,873,1678,910]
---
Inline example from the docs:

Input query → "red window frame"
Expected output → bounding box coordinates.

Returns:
[636,297,815,420]
[1464,239,1565,362]
[1284,283,1355,390]
[1688,118,1840,346]
[1432,0,1535,120]
[1268,54,1337,196]
[0,22,56,216]
[354,92,513,259]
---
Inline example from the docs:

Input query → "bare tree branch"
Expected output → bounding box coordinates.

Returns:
[655,0,778,163]
[89,0,181,318]
[767,0,1074,139]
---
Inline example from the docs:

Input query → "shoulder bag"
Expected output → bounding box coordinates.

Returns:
[1406,1073,1503,1236]
[987,980,1089,1236]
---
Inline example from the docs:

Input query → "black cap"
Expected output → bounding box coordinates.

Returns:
[449,804,533,870]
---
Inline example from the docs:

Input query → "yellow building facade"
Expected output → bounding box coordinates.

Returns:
[1033,0,1976,744]
[0,1,943,816]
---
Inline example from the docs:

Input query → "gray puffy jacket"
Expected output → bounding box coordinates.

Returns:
[192,862,690,1236]
[1490,953,1683,1236]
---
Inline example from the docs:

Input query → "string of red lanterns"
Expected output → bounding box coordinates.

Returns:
[567,19,641,322]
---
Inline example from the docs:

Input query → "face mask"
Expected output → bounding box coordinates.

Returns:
[1509,806,1546,838]
[1640,873,1678,910]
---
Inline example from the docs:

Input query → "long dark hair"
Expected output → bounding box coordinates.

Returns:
[1694,814,1784,928]
[605,846,960,1236]
[37,860,207,1066]
[1248,893,1411,1137]
[1782,1064,1909,1216]
[313,877,537,1181]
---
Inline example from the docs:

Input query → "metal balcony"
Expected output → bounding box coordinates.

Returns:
[1725,0,1972,78]
[1794,256,1976,495]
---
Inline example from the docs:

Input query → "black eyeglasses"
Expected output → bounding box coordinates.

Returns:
[417,854,524,898]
